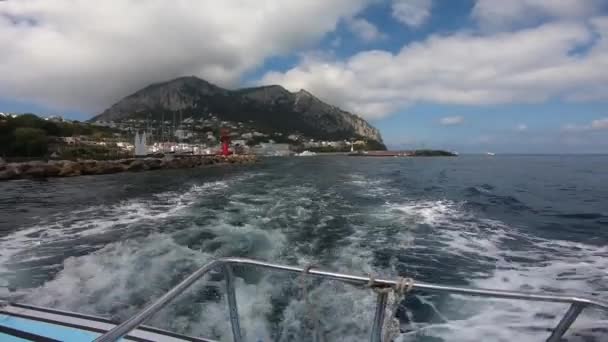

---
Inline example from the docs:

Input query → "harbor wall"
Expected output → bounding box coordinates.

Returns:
[0,155,256,181]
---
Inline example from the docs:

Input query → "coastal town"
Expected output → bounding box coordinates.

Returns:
[0,111,366,181]
[1,112,367,159]
[91,114,369,156]
[0,111,456,181]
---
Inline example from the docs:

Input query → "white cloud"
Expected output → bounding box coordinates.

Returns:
[562,117,608,132]
[439,116,464,126]
[0,0,371,112]
[562,124,585,132]
[347,18,385,42]
[473,0,605,30]
[516,124,528,132]
[261,18,608,119]
[592,118,608,129]
[391,0,432,28]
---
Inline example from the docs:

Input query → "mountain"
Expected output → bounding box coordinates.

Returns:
[91,76,384,147]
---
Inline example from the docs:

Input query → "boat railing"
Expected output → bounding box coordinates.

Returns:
[94,257,608,342]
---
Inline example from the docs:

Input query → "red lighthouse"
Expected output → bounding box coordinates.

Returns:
[219,128,232,156]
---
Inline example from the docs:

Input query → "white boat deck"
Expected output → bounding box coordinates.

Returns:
[0,302,214,342]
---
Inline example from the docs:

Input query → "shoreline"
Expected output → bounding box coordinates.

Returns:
[0,155,256,181]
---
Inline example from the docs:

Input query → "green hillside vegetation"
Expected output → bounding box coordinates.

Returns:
[0,114,121,158]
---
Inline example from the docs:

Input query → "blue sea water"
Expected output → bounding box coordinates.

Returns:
[0,155,607,341]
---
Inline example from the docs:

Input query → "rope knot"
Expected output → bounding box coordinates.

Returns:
[302,264,315,275]
[368,274,414,294]
[368,275,392,293]
[394,277,414,295]
[368,274,416,342]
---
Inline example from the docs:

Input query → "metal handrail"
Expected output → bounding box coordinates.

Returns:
[94,257,608,342]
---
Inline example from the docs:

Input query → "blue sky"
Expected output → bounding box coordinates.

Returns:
[2,0,608,153]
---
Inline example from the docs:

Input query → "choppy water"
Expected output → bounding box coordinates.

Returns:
[1,155,607,341]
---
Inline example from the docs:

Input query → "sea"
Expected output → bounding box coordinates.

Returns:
[1,155,607,342]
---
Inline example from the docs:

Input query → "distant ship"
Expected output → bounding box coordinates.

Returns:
[486,152,496,156]
[296,150,317,157]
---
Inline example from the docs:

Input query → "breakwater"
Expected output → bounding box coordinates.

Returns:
[0,155,256,181]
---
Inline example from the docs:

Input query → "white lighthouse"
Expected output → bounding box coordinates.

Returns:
[134,131,148,156]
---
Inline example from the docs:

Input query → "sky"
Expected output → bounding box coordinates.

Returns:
[1,0,608,153]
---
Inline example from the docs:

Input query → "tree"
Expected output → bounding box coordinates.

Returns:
[12,127,48,157]
[58,122,74,136]
[13,114,44,129]
[92,131,106,140]
[0,116,15,156]
[42,121,62,136]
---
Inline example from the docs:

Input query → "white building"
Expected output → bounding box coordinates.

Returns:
[116,142,134,151]
[303,141,321,148]
[174,129,192,140]
[252,143,291,156]
[202,146,220,155]
[62,137,77,145]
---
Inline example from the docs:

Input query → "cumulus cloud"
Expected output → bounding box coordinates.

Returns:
[262,18,608,119]
[391,0,433,28]
[472,0,606,30]
[346,18,385,42]
[439,116,464,126]
[0,0,371,113]
[515,124,528,132]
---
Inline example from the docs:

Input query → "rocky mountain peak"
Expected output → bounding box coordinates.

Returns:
[92,76,384,146]
[296,89,314,97]
[238,85,292,104]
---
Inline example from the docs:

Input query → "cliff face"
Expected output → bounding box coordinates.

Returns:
[92,76,384,145]
[291,89,382,143]
[97,77,228,121]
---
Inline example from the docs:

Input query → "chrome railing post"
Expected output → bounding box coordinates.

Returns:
[93,258,608,342]
[224,265,243,342]
[94,260,222,342]
[370,292,388,342]
[546,303,584,342]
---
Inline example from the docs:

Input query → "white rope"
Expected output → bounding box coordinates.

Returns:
[299,264,323,342]
[368,275,414,342]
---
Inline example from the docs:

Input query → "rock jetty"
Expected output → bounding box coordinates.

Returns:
[0,155,256,181]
